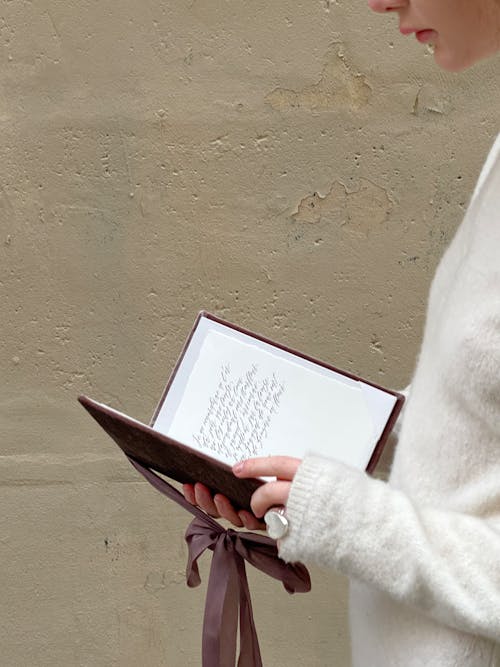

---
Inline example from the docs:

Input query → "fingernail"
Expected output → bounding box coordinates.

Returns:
[233,461,244,474]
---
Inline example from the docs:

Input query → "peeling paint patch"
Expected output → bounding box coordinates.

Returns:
[265,45,372,113]
[412,84,450,116]
[370,334,383,355]
[292,178,392,235]
[144,570,184,594]
[144,571,168,594]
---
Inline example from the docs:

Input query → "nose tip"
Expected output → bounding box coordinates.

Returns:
[367,0,383,11]
[367,0,399,12]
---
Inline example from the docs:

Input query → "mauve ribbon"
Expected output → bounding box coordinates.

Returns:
[128,458,311,667]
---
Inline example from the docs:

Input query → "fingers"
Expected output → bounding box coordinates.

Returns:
[193,482,220,517]
[213,494,243,527]
[182,484,196,506]
[250,480,292,518]
[212,494,265,530]
[233,456,301,481]
[237,510,266,531]
[183,477,283,528]
[183,483,260,529]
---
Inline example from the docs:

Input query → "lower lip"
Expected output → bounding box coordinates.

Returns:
[416,29,437,44]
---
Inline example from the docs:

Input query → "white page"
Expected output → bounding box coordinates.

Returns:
[154,316,397,443]
[161,329,375,470]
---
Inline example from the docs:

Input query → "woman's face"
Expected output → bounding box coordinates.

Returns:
[368,0,500,71]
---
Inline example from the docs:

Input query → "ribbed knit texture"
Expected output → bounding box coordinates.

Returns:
[279,134,500,666]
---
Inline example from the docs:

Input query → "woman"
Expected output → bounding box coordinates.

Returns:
[184,1,500,664]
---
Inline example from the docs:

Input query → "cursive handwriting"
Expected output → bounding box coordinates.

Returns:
[192,363,285,459]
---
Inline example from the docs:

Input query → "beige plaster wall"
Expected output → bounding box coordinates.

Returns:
[1,1,499,665]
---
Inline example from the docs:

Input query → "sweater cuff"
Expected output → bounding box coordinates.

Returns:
[278,454,366,566]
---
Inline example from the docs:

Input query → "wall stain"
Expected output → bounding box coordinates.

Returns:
[292,178,392,235]
[265,44,372,113]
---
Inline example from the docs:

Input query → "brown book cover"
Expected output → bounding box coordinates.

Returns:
[79,311,405,512]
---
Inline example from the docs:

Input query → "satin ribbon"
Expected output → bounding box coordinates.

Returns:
[128,458,311,667]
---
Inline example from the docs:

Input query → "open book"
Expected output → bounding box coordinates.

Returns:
[79,312,404,511]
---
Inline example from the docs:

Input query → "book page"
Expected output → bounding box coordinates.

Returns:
[157,329,375,470]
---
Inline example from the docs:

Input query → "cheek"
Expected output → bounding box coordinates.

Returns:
[432,10,489,72]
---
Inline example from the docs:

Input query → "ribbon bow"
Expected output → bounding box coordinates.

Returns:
[129,458,311,667]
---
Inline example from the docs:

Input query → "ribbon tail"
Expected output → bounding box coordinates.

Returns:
[202,537,239,667]
[235,554,262,667]
[185,527,219,588]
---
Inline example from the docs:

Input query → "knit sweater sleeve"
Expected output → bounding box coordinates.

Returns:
[278,455,500,641]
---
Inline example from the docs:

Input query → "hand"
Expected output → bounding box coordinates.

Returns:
[182,455,302,529]
[182,482,266,530]
[233,456,301,518]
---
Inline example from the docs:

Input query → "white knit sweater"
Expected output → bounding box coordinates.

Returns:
[279,134,500,666]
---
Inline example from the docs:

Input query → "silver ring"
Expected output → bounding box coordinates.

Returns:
[264,506,289,539]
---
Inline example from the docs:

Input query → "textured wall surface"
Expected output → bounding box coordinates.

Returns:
[1,1,499,665]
